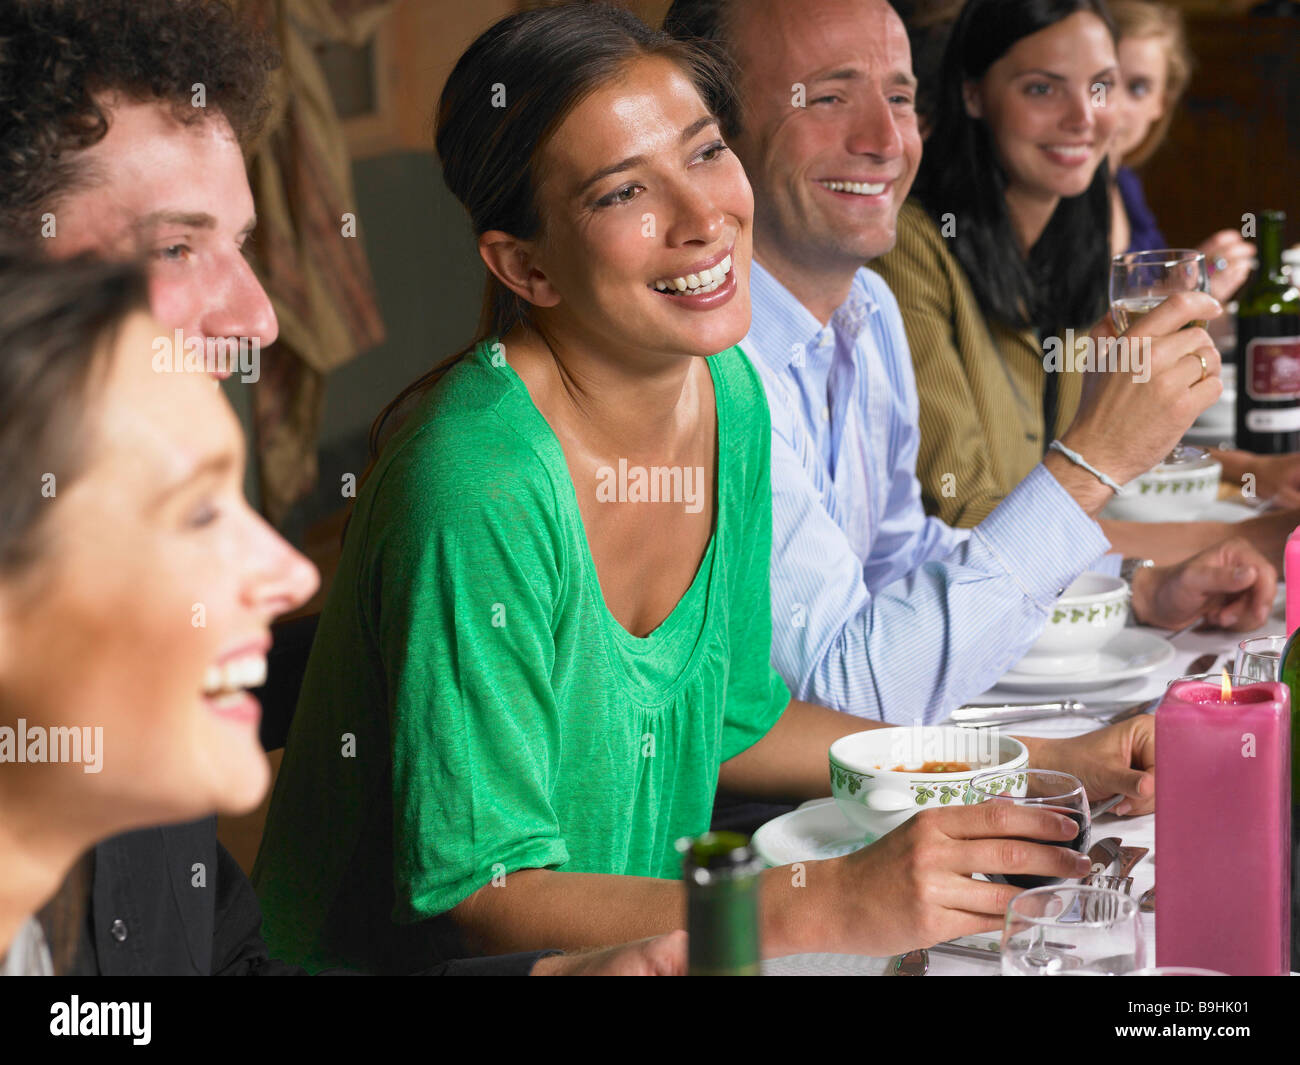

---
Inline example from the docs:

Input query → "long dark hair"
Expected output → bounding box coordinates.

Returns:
[912,0,1117,342]
[0,250,147,574]
[367,2,723,460]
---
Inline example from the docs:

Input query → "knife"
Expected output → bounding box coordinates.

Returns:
[1184,652,1220,677]
[951,699,1148,727]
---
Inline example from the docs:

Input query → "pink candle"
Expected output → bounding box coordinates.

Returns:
[1156,677,1291,975]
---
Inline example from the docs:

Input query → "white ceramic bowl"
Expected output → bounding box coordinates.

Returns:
[1102,456,1222,522]
[829,727,1029,841]
[1012,574,1129,675]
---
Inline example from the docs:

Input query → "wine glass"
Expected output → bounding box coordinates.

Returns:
[1235,634,1287,682]
[1002,885,1145,975]
[1109,248,1212,464]
[966,769,1090,889]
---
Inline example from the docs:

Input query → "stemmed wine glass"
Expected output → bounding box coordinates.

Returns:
[966,769,1091,889]
[1109,248,1212,465]
[1002,885,1145,975]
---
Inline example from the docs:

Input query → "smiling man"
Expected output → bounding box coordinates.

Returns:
[664,0,1276,725]
[0,0,681,977]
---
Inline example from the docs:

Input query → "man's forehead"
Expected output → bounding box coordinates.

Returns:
[62,97,249,219]
[735,0,913,84]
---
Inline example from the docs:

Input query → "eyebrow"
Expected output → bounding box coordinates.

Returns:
[575,115,719,196]
[1016,67,1117,81]
[133,211,258,239]
[148,452,237,513]
[808,67,918,90]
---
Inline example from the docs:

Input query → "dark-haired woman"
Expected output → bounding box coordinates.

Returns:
[253,2,1162,971]
[871,0,1276,569]
[0,255,320,973]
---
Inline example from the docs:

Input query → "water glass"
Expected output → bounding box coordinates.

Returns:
[1235,635,1286,683]
[1002,886,1145,976]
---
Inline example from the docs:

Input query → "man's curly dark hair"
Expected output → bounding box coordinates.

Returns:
[0,0,280,237]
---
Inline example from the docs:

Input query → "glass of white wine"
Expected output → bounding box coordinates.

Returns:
[1109,248,1212,464]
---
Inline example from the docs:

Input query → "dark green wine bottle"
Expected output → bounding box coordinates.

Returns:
[1236,210,1300,453]
[679,831,762,976]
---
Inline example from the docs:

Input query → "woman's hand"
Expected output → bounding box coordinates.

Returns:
[1198,229,1255,303]
[816,803,1090,956]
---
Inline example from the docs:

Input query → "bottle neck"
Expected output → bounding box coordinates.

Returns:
[1257,213,1286,281]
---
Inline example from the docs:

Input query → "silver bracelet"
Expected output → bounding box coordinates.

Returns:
[1048,440,1125,495]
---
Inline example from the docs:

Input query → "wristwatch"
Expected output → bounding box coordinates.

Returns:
[1120,557,1155,584]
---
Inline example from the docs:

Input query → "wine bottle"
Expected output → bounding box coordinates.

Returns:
[1236,210,1300,453]
[679,831,762,975]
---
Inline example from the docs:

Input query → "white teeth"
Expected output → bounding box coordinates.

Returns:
[822,180,886,195]
[203,655,268,696]
[652,253,734,295]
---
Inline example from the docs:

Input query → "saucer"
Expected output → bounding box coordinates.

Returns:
[751,798,871,866]
[993,630,1174,693]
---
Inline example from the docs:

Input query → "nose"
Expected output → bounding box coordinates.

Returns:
[242,512,321,621]
[199,252,279,348]
[845,92,904,160]
[663,181,726,249]
[1064,86,1097,131]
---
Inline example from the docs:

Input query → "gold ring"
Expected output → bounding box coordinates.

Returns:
[1197,353,1208,383]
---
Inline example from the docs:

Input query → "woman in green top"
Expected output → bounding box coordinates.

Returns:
[253,3,1161,972]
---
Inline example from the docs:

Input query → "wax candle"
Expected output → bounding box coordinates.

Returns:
[1156,676,1291,976]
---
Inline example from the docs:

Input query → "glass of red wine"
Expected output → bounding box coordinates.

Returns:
[967,769,1091,889]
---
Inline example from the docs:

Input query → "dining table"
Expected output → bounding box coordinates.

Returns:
[763,555,1288,976]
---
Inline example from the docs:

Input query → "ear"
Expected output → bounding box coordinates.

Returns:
[962,79,983,119]
[477,231,561,310]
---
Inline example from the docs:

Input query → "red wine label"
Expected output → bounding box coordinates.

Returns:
[1245,336,1300,400]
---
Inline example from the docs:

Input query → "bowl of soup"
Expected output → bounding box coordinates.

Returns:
[829,726,1029,841]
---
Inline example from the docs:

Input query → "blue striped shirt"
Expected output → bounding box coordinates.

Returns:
[741,260,1113,722]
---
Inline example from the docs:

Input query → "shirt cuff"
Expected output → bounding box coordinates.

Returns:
[1090,553,1123,578]
[970,463,1113,608]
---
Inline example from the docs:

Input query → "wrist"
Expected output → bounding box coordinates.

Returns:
[1044,446,1114,518]
[761,863,822,956]
[1127,561,1161,622]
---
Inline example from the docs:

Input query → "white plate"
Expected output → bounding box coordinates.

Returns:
[994,630,1175,693]
[751,798,870,867]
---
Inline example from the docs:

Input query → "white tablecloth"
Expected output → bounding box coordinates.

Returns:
[765,600,1284,976]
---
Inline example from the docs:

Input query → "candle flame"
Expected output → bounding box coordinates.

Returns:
[1221,668,1232,700]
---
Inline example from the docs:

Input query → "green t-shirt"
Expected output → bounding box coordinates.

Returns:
[252,341,790,973]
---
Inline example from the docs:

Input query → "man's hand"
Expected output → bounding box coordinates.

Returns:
[1058,292,1223,498]
[1025,715,1155,816]
[1129,536,1277,631]
[819,804,1091,956]
[530,929,688,975]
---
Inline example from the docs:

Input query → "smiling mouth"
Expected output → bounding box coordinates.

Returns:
[651,253,733,296]
[201,654,267,711]
[1042,144,1093,162]
[818,179,887,196]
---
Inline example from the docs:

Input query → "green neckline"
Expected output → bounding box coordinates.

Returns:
[475,341,726,666]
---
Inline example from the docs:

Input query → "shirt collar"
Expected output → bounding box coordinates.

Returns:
[742,259,880,373]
